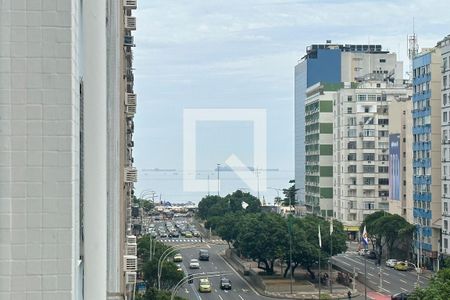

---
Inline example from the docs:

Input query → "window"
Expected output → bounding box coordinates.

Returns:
[347,117,356,126]
[364,202,375,209]
[378,119,389,125]
[358,94,367,102]
[348,153,357,161]
[378,166,388,173]
[379,154,389,161]
[379,130,389,137]
[347,96,353,102]
[444,76,448,89]
[363,116,374,124]
[363,153,375,161]
[347,107,353,114]
[363,141,375,149]
[348,165,357,173]
[379,58,386,63]
[363,165,375,173]
[363,177,375,185]
[368,95,377,101]
[444,57,448,71]
[378,178,389,185]
[445,202,448,213]
[347,141,357,149]
[444,111,448,123]
[444,94,448,106]
[445,220,448,231]
[444,238,448,250]
[348,129,357,137]
[379,190,389,196]
[445,184,448,194]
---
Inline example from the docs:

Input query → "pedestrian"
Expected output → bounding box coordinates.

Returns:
[347,290,352,299]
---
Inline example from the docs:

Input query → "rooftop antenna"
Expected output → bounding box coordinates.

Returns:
[407,17,419,80]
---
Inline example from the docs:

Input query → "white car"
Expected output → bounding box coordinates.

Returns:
[189,259,200,269]
[386,259,398,268]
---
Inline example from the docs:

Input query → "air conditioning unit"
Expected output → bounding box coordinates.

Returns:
[123,0,137,9]
[126,243,137,256]
[125,271,137,285]
[124,167,138,183]
[124,255,137,272]
[127,235,137,244]
[125,103,136,116]
[125,16,136,30]
[125,93,137,106]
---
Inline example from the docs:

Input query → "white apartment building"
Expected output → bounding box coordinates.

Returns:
[439,35,450,256]
[0,1,138,299]
[333,78,410,236]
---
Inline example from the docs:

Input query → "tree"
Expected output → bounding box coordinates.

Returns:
[275,184,299,208]
[361,211,414,261]
[409,268,450,299]
[137,287,186,300]
[142,259,183,290]
[214,212,243,248]
[236,213,288,275]
[284,215,347,278]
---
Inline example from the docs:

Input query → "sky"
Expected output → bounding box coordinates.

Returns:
[133,0,450,203]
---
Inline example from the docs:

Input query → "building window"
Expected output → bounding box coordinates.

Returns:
[378,166,388,173]
[358,94,367,102]
[363,153,375,161]
[348,141,357,149]
[363,165,375,173]
[445,220,449,231]
[363,141,375,149]
[444,76,448,89]
[380,58,386,63]
[444,94,448,106]
[348,153,357,161]
[363,177,375,185]
[364,202,375,209]
[378,178,389,185]
[378,119,389,125]
[444,111,448,123]
[444,57,448,72]
[444,202,448,213]
[348,165,357,173]
[347,107,353,114]
[348,96,353,102]
[444,238,448,249]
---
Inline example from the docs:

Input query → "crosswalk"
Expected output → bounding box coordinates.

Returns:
[158,238,227,244]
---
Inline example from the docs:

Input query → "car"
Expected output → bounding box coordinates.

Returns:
[173,253,183,262]
[386,259,398,268]
[394,261,414,271]
[192,231,200,237]
[176,264,183,272]
[199,249,209,261]
[189,259,200,269]
[391,292,410,299]
[198,278,211,293]
[358,249,369,256]
[185,232,193,238]
[220,277,232,290]
[365,251,377,259]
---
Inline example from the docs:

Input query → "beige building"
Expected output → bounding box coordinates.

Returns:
[388,97,414,224]
[333,77,410,237]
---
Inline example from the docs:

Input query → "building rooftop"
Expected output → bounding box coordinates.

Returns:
[303,42,389,59]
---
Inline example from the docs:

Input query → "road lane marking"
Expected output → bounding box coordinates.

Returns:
[339,260,352,266]
[218,295,224,300]
[401,288,408,292]
[383,279,391,284]
[238,295,245,300]
[218,254,260,296]
[400,279,407,284]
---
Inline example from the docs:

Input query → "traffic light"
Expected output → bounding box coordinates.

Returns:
[188,274,193,284]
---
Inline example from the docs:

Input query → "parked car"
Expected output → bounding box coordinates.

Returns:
[358,249,369,256]
[176,264,183,272]
[189,259,200,269]
[199,249,209,261]
[220,277,232,290]
[198,278,211,293]
[391,292,410,299]
[185,231,193,238]
[173,253,183,262]
[394,261,414,271]
[365,251,377,259]
[386,259,398,268]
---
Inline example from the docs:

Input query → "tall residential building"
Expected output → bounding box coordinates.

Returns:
[388,96,414,224]
[438,35,450,257]
[412,47,441,270]
[333,78,410,238]
[295,42,403,205]
[304,83,338,216]
[0,1,137,299]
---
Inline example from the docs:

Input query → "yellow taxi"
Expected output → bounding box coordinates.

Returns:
[198,278,212,293]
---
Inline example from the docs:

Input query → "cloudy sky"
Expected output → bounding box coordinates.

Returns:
[133,0,450,203]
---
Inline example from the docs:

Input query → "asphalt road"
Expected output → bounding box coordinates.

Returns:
[173,244,277,300]
[331,252,429,295]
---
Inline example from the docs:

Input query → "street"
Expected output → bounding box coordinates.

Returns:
[331,252,429,296]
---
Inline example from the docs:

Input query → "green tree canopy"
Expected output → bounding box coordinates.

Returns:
[409,268,450,299]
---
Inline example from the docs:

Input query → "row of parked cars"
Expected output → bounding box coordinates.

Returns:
[358,249,416,272]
